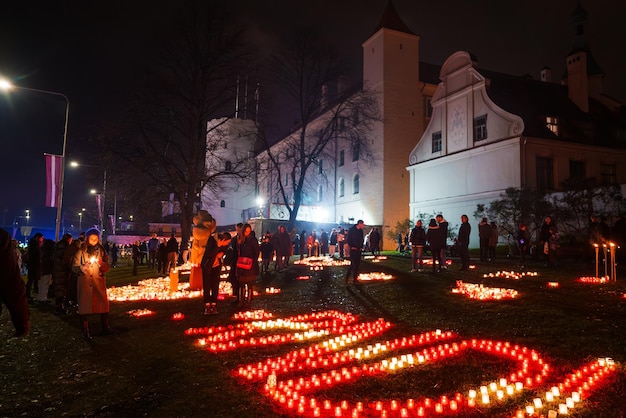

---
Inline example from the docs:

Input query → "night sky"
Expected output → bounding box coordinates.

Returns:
[1,0,624,239]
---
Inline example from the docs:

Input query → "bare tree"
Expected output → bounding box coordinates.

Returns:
[103,2,256,244]
[256,30,379,230]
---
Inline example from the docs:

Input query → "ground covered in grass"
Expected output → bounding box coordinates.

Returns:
[2,254,626,417]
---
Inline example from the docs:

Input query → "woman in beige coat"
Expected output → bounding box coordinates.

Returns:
[72,228,113,341]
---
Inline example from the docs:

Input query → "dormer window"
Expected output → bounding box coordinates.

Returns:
[546,116,559,136]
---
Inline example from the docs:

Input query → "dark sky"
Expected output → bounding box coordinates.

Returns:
[1,0,624,238]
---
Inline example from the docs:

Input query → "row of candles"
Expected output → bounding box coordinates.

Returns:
[452,280,519,300]
[228,309,566,417]
[205,309,615,417]
[483,271,539,280]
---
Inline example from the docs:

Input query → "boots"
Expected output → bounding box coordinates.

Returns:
[80,316,92,341]
[100,313,116,335]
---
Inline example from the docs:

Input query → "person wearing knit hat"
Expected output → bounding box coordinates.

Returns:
[72,227,114,341]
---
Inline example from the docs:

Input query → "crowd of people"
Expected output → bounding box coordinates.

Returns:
[1,227,114,340]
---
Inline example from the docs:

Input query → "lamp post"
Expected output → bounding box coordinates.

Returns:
[0,79,69,241]
[71,162,107,235]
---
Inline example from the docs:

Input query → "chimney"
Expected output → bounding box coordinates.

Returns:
[566,50,589,112]
[540,66,552,83]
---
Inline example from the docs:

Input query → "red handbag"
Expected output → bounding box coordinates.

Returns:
[236,256,254,270]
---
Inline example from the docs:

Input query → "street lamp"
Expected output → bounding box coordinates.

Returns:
[0,78,69,241]
[71,161,107,235]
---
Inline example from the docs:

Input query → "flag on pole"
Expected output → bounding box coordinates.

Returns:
[45,154,63,208]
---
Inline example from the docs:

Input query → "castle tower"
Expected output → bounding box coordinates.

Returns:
[361,0,423,244]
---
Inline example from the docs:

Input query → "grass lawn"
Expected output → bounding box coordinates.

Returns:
[2,253,626,417]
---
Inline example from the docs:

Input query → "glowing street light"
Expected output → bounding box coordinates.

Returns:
[1,78,69,241]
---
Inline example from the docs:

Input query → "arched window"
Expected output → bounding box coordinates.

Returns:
[220,200,225,208]
[353,174,359,194]
[338,178,344,197]
[317,184,323,202]
[225,160,232,171]
[339,150,345,166]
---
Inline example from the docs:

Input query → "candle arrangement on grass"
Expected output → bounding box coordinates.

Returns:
[126,309,155,317]
[171,312,185,320]
[452,281,519,300]
[293,256,351,270]
[194,309,616,417]
[357,272,395,281]
[265,287,282,294]
[483,271,539,280]
[578,276,610,284]
[107,276,233,301]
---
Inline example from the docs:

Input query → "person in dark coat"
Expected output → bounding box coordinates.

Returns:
[165,234,179,273]
[25,232,44,301]
[52,233,72,315]
[274,225,291,269]
[36,238,55,303]
[201,232,231,314]
[236,223,259,307]
[369,227,381,256]
[344,220,365,284]
[0,227,30,337]
[72,228,113,341]
[227,223,243,303]
[426,219,445,272]
[478,217,490,262]
[409,221,426,271]
[517,224,530,269]
[458,215,471,271]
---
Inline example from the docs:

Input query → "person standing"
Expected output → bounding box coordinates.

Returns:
[478,218,490,262]
[369,227,381,256]
[132,241,140,276]
[539,216,556,265]
[259,233,273,273]
[201,232,231,314]
[25,232,44,302]
[319,229,329,256]
[147,233,159,269]
[72,228,113,341]
[0,227,30,337]
[165,233,179,273]
[426,219,444,272]
[274,225,291,270]
[488,222,498,261]
[337,227,345,259]
[458,215,471,271]
[236,224,260,307]
[409,221,426,272]
[299,230,307,260]
[517,224,530,269]
[436,214,449,270]
[329,228,337,257]
[227,223,243,303]
[344,220,365,284]
[52,233,73,315]
[37,238,55,303]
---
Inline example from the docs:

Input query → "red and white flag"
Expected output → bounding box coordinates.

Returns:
[45,154,63,208]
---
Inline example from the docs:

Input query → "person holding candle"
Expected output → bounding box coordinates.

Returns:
[201,231,231,314]
[458,215,471,271]
[72,228,114,341]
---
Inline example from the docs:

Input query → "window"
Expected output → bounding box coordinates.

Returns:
[473,115,487,141]
[536,157,554,190]
[220,200,225,208]
[284,173,289,187]
[339,150,345,166]
[569,160,585,180]
[338,178,344,197]
[225,160,232,172]
[317,185,323,202]
[352,143,360,161]
[600,163,617,184]
[432,131,442,153]
[546,116,559,136]
[223,142,228,150]
[353,174,360,194]
[318,159,323,174]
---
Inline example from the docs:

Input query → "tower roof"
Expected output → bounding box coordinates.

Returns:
[372,0,415,36]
